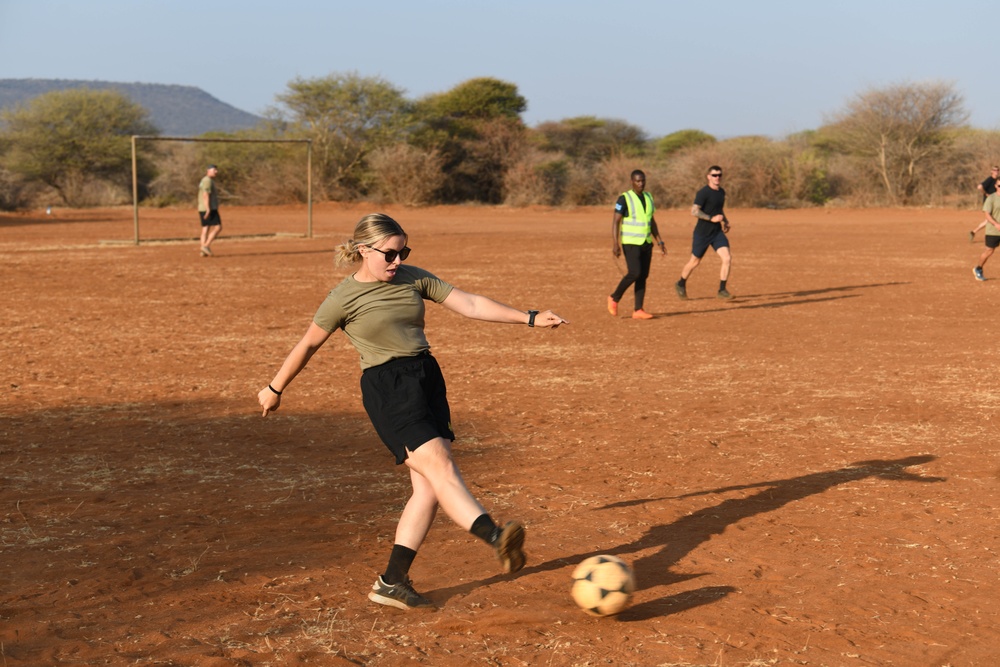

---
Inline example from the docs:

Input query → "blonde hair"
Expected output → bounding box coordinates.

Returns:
[334,213,407,266]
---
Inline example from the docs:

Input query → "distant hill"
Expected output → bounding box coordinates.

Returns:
[0,79,263,136]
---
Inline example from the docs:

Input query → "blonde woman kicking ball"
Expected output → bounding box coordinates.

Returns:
[257,213,567,610]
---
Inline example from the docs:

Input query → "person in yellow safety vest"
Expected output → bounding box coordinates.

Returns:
[608,169,666,320]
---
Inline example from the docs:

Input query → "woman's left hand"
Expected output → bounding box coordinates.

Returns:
[534,310,568,328]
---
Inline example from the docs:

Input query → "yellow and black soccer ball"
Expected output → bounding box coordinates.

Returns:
[570,555,635,616]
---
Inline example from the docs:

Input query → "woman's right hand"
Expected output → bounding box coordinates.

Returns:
[258,387,281,417]
[256,323,332,418]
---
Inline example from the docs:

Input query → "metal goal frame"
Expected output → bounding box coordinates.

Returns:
[130,135,312,246]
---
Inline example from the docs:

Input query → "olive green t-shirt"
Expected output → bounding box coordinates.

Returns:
[313,265,454,369]
[984,194,1000,236]
[198,176,218,212]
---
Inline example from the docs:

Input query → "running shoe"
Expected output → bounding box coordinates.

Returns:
[368,576,436,611]
[970,231,976,243]
[717,289,733,299]
[492,521,526,573]
[974,266,986,282]
[607,296,618,316]
[674,281,687,299]
[632,309,653,320]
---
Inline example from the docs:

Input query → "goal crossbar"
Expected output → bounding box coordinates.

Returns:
[130,135,313,246]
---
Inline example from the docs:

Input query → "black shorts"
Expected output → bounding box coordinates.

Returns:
[987,235,1000,249]
[691,222,729,259]
[200,210,221,227]
[360,352,455,465]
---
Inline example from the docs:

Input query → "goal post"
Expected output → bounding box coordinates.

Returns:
[130,135,312,246]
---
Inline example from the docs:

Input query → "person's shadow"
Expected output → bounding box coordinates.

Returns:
[606,454,944,619]
[431,455,944,620]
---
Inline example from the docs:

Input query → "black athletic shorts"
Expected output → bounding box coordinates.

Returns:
[360,352,455,464]
[987,235,1000,249]
[200,210,221,227]
[691,222,729,259]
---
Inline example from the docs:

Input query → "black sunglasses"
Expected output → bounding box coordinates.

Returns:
[368,245,411,263]
[709,173,723,178]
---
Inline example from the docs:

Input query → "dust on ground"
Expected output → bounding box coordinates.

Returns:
[2,203,998,666]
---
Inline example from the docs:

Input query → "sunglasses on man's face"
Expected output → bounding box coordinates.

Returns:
[709,173,723,178]
[368,245,411,263]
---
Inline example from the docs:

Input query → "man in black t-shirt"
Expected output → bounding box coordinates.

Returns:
[675,165,733,300]
[970,166,999,241]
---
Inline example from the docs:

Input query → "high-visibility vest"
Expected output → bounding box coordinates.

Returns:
[620,190,654,245]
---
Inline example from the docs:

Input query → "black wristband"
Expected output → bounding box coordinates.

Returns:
[268,384,282,396]
[527,310,539,327]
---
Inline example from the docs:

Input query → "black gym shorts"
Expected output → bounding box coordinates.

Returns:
[987,235,1000,249]
[200,210,221,227]
[360,352,455,464]
[691,221,730,259]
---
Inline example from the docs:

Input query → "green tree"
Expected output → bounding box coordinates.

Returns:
[535,116,648,160]
[412,77,528,203]
[419,77,526,122]
[822,81,968,204]
[655,129,715,156]
[273,72,411,199]
[1,88,158,205]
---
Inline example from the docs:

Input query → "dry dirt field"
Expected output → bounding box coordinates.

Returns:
[2,203,999,666]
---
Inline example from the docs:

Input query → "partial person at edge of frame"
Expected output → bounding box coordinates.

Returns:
[607,169,666,320]
[973,186,1000,281]
[198,164,222,257]
[675,165,734,300]
[969,165,999,242]
[257,212,568,611]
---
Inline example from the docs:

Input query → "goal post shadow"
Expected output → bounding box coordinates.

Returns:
[130,135,313,246]
[98,232,308,247]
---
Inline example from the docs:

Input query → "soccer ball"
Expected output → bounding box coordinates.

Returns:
[570,555,635,616]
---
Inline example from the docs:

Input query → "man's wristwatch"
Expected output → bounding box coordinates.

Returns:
[527,310,539,327]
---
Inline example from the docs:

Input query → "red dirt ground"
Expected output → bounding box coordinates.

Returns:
[2,202,999,666]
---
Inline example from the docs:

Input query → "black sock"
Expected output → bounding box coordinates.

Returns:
[720,280,727,291]
[678,277,687,286]
[470,513,498,544]
[382,544,417,585]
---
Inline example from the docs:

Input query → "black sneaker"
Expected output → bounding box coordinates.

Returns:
[368,576,436,611]
[492,521,526,573]
[717,289,733,299]
[970,231,976,243]
[674,281,687,299]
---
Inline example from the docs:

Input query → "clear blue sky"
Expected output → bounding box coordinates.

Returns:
[0,1,992,139]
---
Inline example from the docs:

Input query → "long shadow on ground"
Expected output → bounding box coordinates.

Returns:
[651,282,909,318]
[434,455,943,620]
[603,455,943,620]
